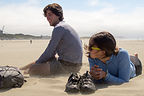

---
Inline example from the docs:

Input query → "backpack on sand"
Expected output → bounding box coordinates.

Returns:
[0,66,26,89]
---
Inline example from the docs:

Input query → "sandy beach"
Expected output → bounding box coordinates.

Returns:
[0,39,144,96]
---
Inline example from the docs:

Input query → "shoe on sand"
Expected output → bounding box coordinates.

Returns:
[79,71,96,94]
[65,73,80,93]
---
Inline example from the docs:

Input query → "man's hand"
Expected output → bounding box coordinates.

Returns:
[20,62,35,70]
[90,65,107,80]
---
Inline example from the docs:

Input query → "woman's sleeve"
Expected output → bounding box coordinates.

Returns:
[104,50,131,84]
[88,58,95,70]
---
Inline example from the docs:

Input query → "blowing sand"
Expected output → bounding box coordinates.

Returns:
[0,39,144,96]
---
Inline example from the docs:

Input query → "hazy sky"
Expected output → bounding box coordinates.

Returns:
[0,0,144,38]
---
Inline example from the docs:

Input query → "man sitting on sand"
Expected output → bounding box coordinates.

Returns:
[20,3,83,76]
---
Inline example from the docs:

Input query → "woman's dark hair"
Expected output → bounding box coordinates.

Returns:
[43,3,64,21]
[88,31,119,57]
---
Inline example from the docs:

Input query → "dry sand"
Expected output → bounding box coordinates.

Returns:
[0,39,144,96]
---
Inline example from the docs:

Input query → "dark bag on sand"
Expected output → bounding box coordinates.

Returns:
[0,66,26,89]
[130,56,142,76]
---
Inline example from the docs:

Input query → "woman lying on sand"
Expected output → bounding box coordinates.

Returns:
[65,32,142,93]
[88,31,142,84]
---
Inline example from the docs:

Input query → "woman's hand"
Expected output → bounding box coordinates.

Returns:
[90,65,107,80]
[90,50,97,58]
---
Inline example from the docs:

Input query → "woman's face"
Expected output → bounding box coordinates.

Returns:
[90,45,105,59]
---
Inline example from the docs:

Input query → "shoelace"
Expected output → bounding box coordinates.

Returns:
[80,71,94,85]
[80,76,93,85]
[68,74,79,85]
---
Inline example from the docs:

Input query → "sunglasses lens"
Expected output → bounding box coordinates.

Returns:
[91,47,101,50]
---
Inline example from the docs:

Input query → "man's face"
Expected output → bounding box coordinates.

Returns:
[45,10,60,26]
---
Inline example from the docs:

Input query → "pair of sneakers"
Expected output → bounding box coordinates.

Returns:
[65,71,96,94]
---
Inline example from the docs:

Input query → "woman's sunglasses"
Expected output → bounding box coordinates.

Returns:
[91,47,101,51]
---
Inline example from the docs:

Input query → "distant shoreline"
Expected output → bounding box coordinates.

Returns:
[0,33,51,40]
[0,33,143,40]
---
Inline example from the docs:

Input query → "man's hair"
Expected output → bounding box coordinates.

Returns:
[89,31,119,57]
[43,3,64,21]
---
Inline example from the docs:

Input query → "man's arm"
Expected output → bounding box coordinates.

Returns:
[36,26,65,63]
[20,26,65,71]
